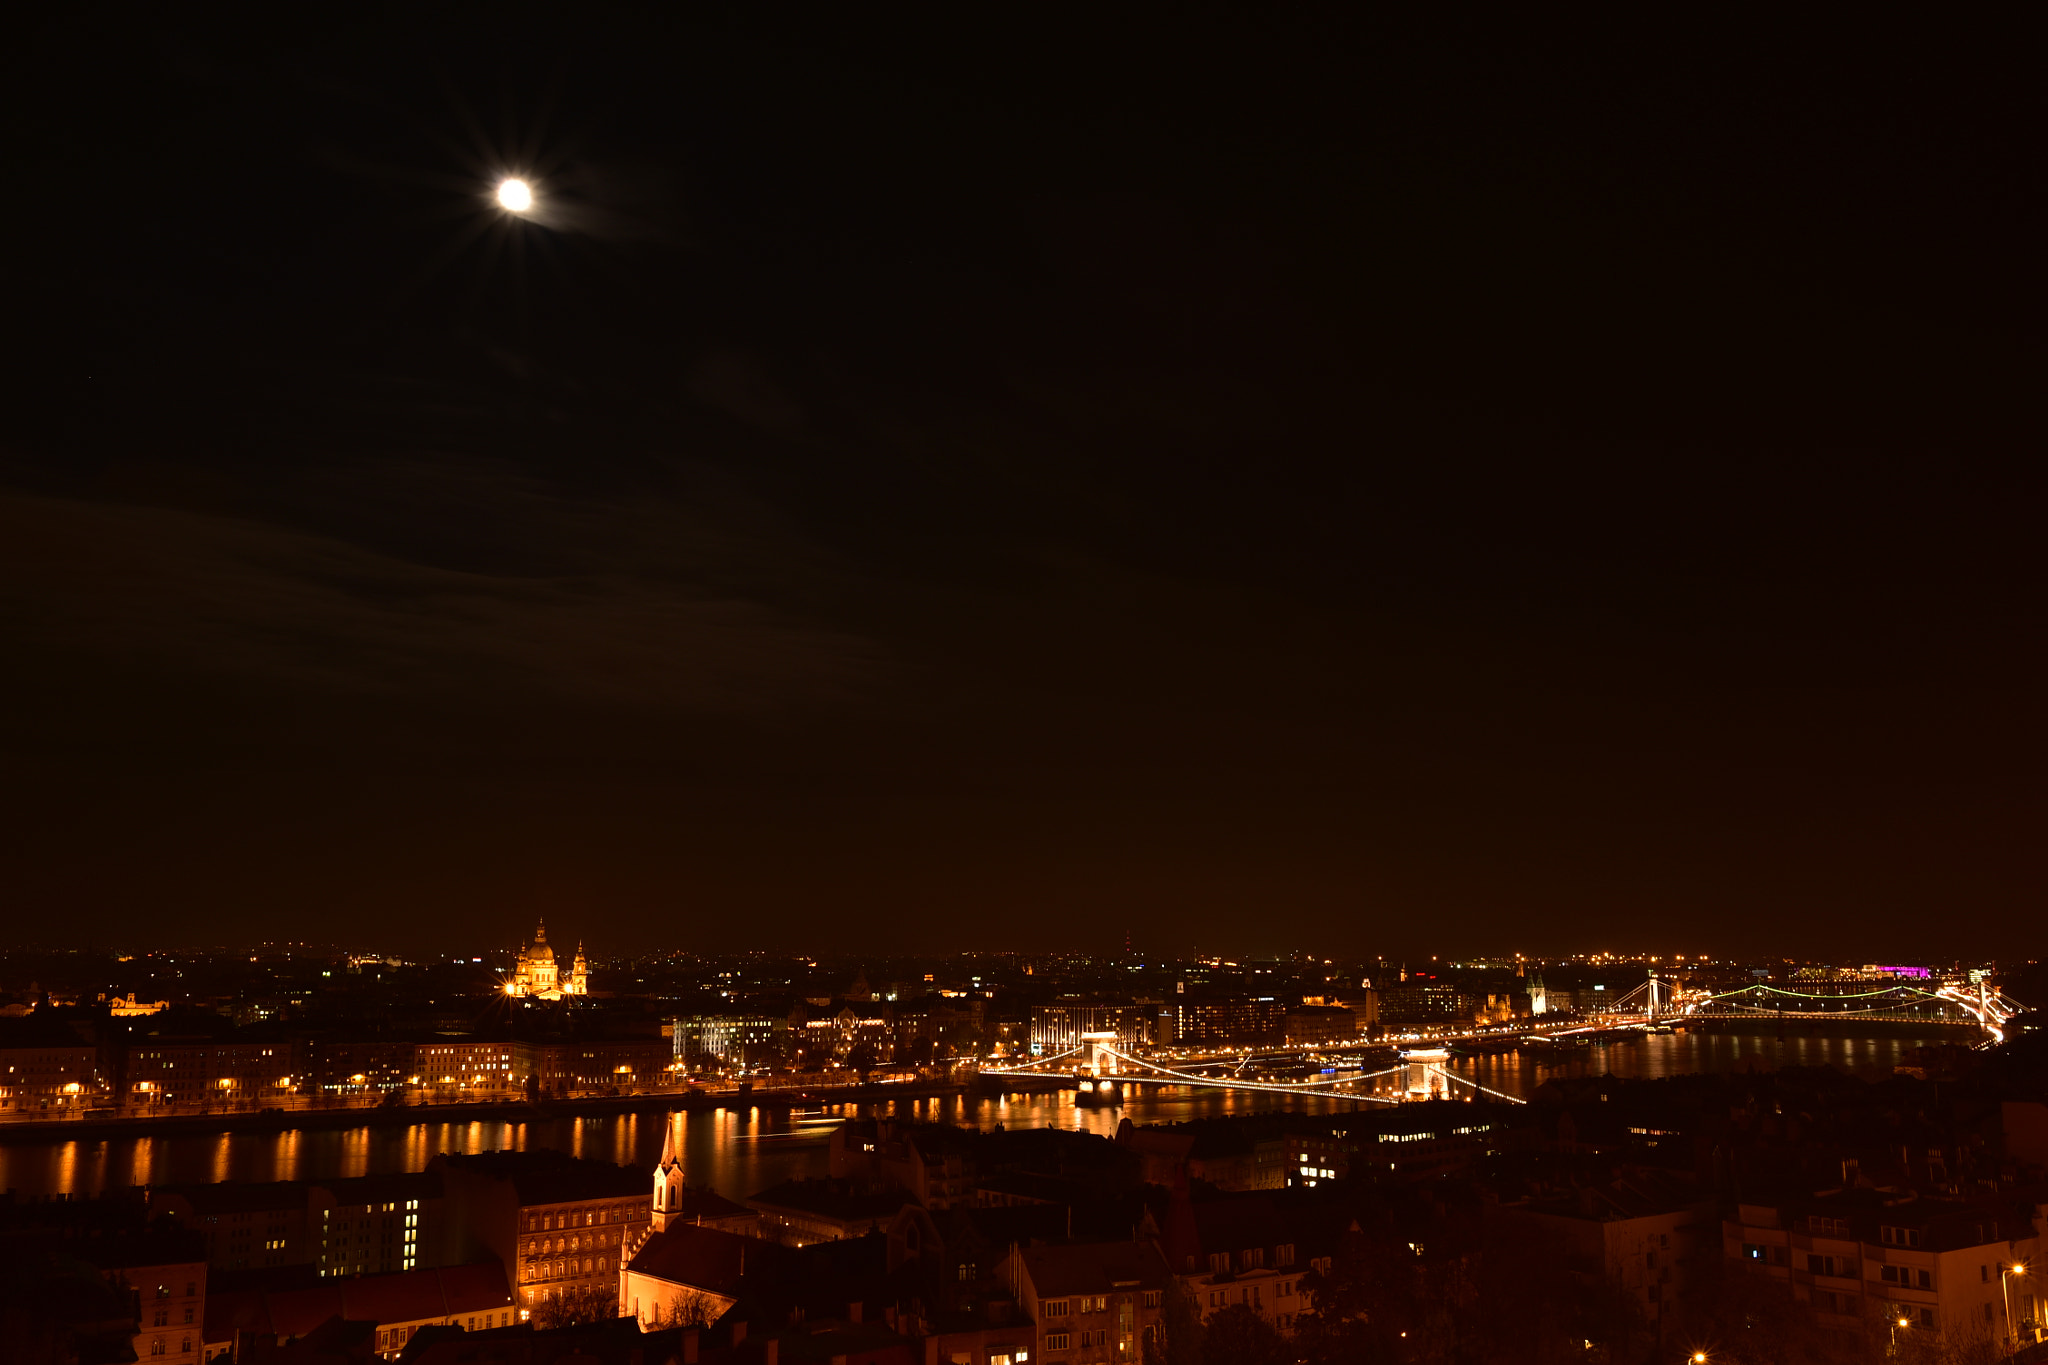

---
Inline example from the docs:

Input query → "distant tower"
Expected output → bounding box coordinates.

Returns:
[1527,967,1548,1016]
[651,1117,688,1233]
[567,942,590,996]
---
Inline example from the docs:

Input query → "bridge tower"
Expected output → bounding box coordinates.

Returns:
[1399,1047,1452,1101]
[1079,1032,1121,1078]
[1647,969,1660,1021]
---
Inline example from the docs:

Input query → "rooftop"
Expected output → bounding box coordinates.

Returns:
[1017,1241,1171,1298]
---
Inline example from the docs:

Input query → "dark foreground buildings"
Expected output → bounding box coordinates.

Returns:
[11,1034,2048,1363]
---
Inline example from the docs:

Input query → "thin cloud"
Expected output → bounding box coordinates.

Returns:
[0,489,881,711]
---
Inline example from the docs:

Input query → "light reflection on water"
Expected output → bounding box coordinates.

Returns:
[0,1031,1938,1202]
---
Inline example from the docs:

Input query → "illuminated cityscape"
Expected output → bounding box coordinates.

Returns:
[1,6,2036,1365]
[4,939,2048,1361]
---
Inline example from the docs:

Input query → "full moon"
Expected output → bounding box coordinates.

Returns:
[496,178,533,212]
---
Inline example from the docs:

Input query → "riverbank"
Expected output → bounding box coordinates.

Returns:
[0,1079,966,1146]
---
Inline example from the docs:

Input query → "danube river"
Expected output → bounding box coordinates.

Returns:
[0,1030,1945,1201]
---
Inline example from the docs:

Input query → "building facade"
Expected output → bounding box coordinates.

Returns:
[1029,1002,1172,1056]
[1171,998,1286,1046]
[1724,1194,2041,1343]
[1000,1241,1172,1363]
[0,1043,104,1112]
[414,1040,516,1098]
[434,1149,650,1316]
[670,1015,786,1071]
[506,921,589,1000]
[124,1041,298,1110]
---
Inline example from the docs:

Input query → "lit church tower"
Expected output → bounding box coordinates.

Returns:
[650,1116,687,1233]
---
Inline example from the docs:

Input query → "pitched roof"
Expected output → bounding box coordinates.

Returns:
[627,1223,794,1297]
[205,1263,514,1341]
[672,1186,755,1223]
[153,1180,307,1215]
[1017,1241,1171,1298]
[747,1179,909,1225]
[1190,1198,1288,1255]
[313,1171,442,1207]
[436,1150,648,1206]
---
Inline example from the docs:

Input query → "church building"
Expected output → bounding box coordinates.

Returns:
[619,1119,764,1328]
[506,920,589,999]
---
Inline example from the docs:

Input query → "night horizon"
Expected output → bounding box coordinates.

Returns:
[3,9,2040,965]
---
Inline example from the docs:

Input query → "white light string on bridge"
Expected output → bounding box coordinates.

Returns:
[1679,979,2015,1046]
[1439,1069,1529,1105]
[1701,1002,1959,1018]
[1104,1047,1408,1088]
[1706,984,1951,1003]
[1096,1047,1407,1101]
[982,1045,1083,1074]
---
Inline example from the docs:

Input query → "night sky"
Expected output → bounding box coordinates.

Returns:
[3,10,2040,958]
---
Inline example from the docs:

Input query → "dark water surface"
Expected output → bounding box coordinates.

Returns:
[0,1031,1941,1201]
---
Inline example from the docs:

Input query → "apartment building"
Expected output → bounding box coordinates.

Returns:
[1029,1002,1171,1055]
[125,1040,298,1108]
[1494,1169,1714,1336]
[831,1119,982,1210]
[1724,1192,2040,1343]
[513,1039,672,1095]
[314,1174,443,1279]
[306,1038,416,1096]
[669,1014,787,1071]
[1162,1197,1321,1335]
[203,1263,512,1361]
[999,1240,1173,1363]
[152,1181,310,1272]
[93,1233,209,1365]
[0,1042,105,1112]
[413,1040,516,1098]
[433,1149,650,1314]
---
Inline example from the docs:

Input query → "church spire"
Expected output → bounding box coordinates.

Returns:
[658,1113,680,1173]
[651,1114,686,1233]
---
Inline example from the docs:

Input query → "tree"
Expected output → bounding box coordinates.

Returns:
[846,1042,877,1081]
[1291,1237,1419,1364]
[1144,1278,1205,1365]
[644,1288,723,1329]
[1202,1304,1291,1365]
[532,1285,616,1328]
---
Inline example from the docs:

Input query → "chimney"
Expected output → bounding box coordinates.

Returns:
[731,1321,747,1348]
[925,1338,941,1365]
[848,1300,863,1324]
[681,1329,699,1365]
[763,1342,778,1365]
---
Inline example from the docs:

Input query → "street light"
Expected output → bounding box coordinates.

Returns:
[2004,1263,2029,1347]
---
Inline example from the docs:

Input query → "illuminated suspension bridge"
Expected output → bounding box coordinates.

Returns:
[979,1037,1527,1104]
[1567,972,2018,1046]
[1667,979,2020,1043]
[978,973,2018,1102]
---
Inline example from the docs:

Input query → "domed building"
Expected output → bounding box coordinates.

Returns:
[507,920,589,999]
